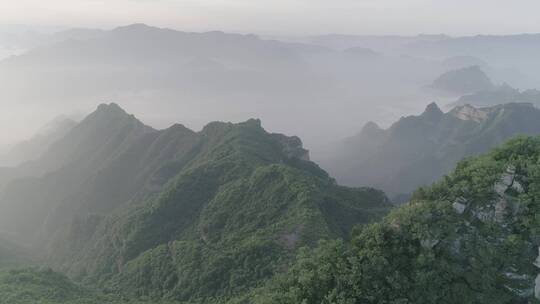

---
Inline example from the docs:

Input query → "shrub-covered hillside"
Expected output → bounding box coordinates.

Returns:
[255,136,540,303]
[0,268,99,304]
[0,105,390,303]
[0,268,188,304]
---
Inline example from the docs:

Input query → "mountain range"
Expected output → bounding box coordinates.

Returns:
[6,24,540,151]
[3,101,540,302]
[426,64,540,109]
[3,24,540,303]
[3,106,540,303]
[323,102,540,198]
[452,83,540,108]
[0,103,390,303]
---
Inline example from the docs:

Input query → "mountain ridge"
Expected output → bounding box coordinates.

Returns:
[0,103,391,303]
[324,102,540,197]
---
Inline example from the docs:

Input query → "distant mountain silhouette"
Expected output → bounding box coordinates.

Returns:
[324,102,540,197]
[0,116,76,167]
[429,65,494,95]
[451,83,540,108]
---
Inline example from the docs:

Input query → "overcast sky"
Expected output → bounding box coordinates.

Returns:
[0,0,538,35]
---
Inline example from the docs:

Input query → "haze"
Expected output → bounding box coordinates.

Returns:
[1,1,540,167]
[1,0,540,35]
[3,1,540,303]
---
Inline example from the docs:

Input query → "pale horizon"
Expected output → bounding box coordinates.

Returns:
[1,0,540,36]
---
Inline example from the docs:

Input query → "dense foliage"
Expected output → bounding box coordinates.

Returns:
[0,268,100,304]
[0,268,188,304]
[0,104,390,303]
[55,119,389,303]
[254,136,540,303]
[3,104,540,304]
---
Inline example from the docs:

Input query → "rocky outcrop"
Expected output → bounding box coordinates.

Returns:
[271,133,310,161]
[452,197,467,214]
[450,104,488,123]
[446,164,536,299]
[495,166,516,195]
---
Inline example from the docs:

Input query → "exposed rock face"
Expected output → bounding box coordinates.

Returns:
[469,166,522,224]
[473,207,494,223]
[439,163,537,299]
[495,166,516,194]
[513,181,524,193]
[468,164,539,298]
[451,104,488,122]
[452,197,467,214]
[452,202,467,214]
[271,133,310,161]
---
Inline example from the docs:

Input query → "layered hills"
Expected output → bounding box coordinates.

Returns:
[4,101,540,303]
[0,116,77,167]
[324,102,540,198]
[0,103,391,303]
[452,83,540,108]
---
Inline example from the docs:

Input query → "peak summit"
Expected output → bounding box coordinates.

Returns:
[418,102,444,123]
[423,102,443,117]
[88,103,151,132]
[113,23,155,32]
[362,121,381,132]
[96,102,126,114]
[425,102,442,113]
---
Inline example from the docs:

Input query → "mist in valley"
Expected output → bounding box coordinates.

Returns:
[2,24,540,162]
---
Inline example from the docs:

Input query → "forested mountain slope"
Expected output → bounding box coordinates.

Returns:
[52,119,390,303]
[0,103,156,243]
[0,104,391,303]
[255,135,540,303]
